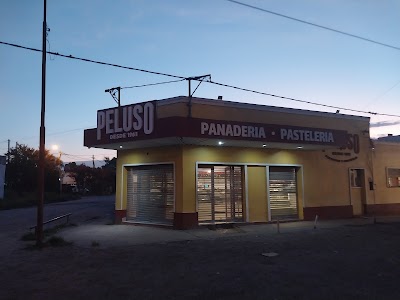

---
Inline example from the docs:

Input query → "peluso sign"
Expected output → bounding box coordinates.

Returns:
[96,102,155,141]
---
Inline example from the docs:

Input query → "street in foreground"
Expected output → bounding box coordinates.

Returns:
[1,219,400,300]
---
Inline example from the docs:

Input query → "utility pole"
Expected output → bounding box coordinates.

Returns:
[92,155,95,168]
[58,151,63,198]
[7,139,10,164]
[36,0,47,246]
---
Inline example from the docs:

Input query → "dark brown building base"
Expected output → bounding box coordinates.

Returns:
[173,212,198,229]
[303,205,353,220]
[364,204,400,216]
[115,210,127,224]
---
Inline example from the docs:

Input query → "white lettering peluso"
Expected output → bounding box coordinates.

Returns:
[97,102,154,140]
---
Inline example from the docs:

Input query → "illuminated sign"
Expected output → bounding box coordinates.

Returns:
[84,114,348,148]
[201,122,266,138]
[96,102,155,141]
[196,119,346,146]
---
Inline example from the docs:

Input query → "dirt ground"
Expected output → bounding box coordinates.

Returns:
[2,221,400,300]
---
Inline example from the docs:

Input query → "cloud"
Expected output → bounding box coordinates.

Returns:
[370,120,400,128]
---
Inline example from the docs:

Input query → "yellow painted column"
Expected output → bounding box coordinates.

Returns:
[247,166,268,222]
[181,146,197,213]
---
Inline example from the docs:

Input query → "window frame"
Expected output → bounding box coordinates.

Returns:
[349,168,363,188]
[386,167,400,188]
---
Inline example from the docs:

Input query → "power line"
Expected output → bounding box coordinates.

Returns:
[364,79,400,110]
[207,79,400,118]
[13,126,90,142]
[121,79,185,89]
[1,40,399,118]
[0,41,185,79]
[63,153,115,157]
[225,0,400,51]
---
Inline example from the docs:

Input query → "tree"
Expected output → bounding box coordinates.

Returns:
[64,162,92,192]
[64,158,116,195]
[103,157,116,170]
[102,157,116,193]
[5,144,62,193]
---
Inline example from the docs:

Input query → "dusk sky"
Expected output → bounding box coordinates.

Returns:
[1,0,399,163]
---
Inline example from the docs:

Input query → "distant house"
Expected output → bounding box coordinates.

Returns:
[62,172,77,192]
[377,134,400,143]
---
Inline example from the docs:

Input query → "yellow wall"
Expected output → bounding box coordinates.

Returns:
[372,142,400,204]
[247,166,268,222]
[117,140,375,220]
[116,140,375,222]
[115,146,184,212]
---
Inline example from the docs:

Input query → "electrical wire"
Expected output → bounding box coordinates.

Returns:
[1,40,399,118]
[207,79,400,118]
[225,0,400,51]
[121,78,186,89]
[363,79,400,110]
[0,41,185,79]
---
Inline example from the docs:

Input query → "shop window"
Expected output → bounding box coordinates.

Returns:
[387,168,400,188]
[350,169,363,188]
[197,165,243,224]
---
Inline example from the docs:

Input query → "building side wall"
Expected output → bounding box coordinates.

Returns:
[372,143,400,204]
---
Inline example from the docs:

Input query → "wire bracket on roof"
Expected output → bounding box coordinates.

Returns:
[187,74,211,97]
[105,86,121,107]
[186,74,211,118]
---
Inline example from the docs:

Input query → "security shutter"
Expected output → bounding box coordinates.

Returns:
[126,164,174,225]
[269,167,298,220]
[197,165,243,224]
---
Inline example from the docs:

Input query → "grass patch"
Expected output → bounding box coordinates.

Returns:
[23,236,73,250]
[21,223,77,242]
[47,236,72,247]
[0,190,81,210]
[20,232,36,241]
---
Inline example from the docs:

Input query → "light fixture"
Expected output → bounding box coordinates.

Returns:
[218,141,224,145]
[297,146,303,149]
[119,145,123,149]
[262,144,267,148]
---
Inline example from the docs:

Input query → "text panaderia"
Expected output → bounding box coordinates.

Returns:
[201,122,266,138]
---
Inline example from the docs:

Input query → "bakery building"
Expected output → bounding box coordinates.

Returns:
[84,96,400,229]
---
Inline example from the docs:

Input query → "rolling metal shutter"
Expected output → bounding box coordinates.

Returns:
[126,164,174,225]
[197,165,243,224]
[269,167,298,220]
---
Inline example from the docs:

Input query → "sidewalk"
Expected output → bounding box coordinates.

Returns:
[58,215,400,249]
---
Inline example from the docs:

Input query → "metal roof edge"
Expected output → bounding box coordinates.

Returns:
[155,96,370,122]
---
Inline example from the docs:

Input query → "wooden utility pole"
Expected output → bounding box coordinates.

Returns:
[7,139,10,163]
[36,0,47,246]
